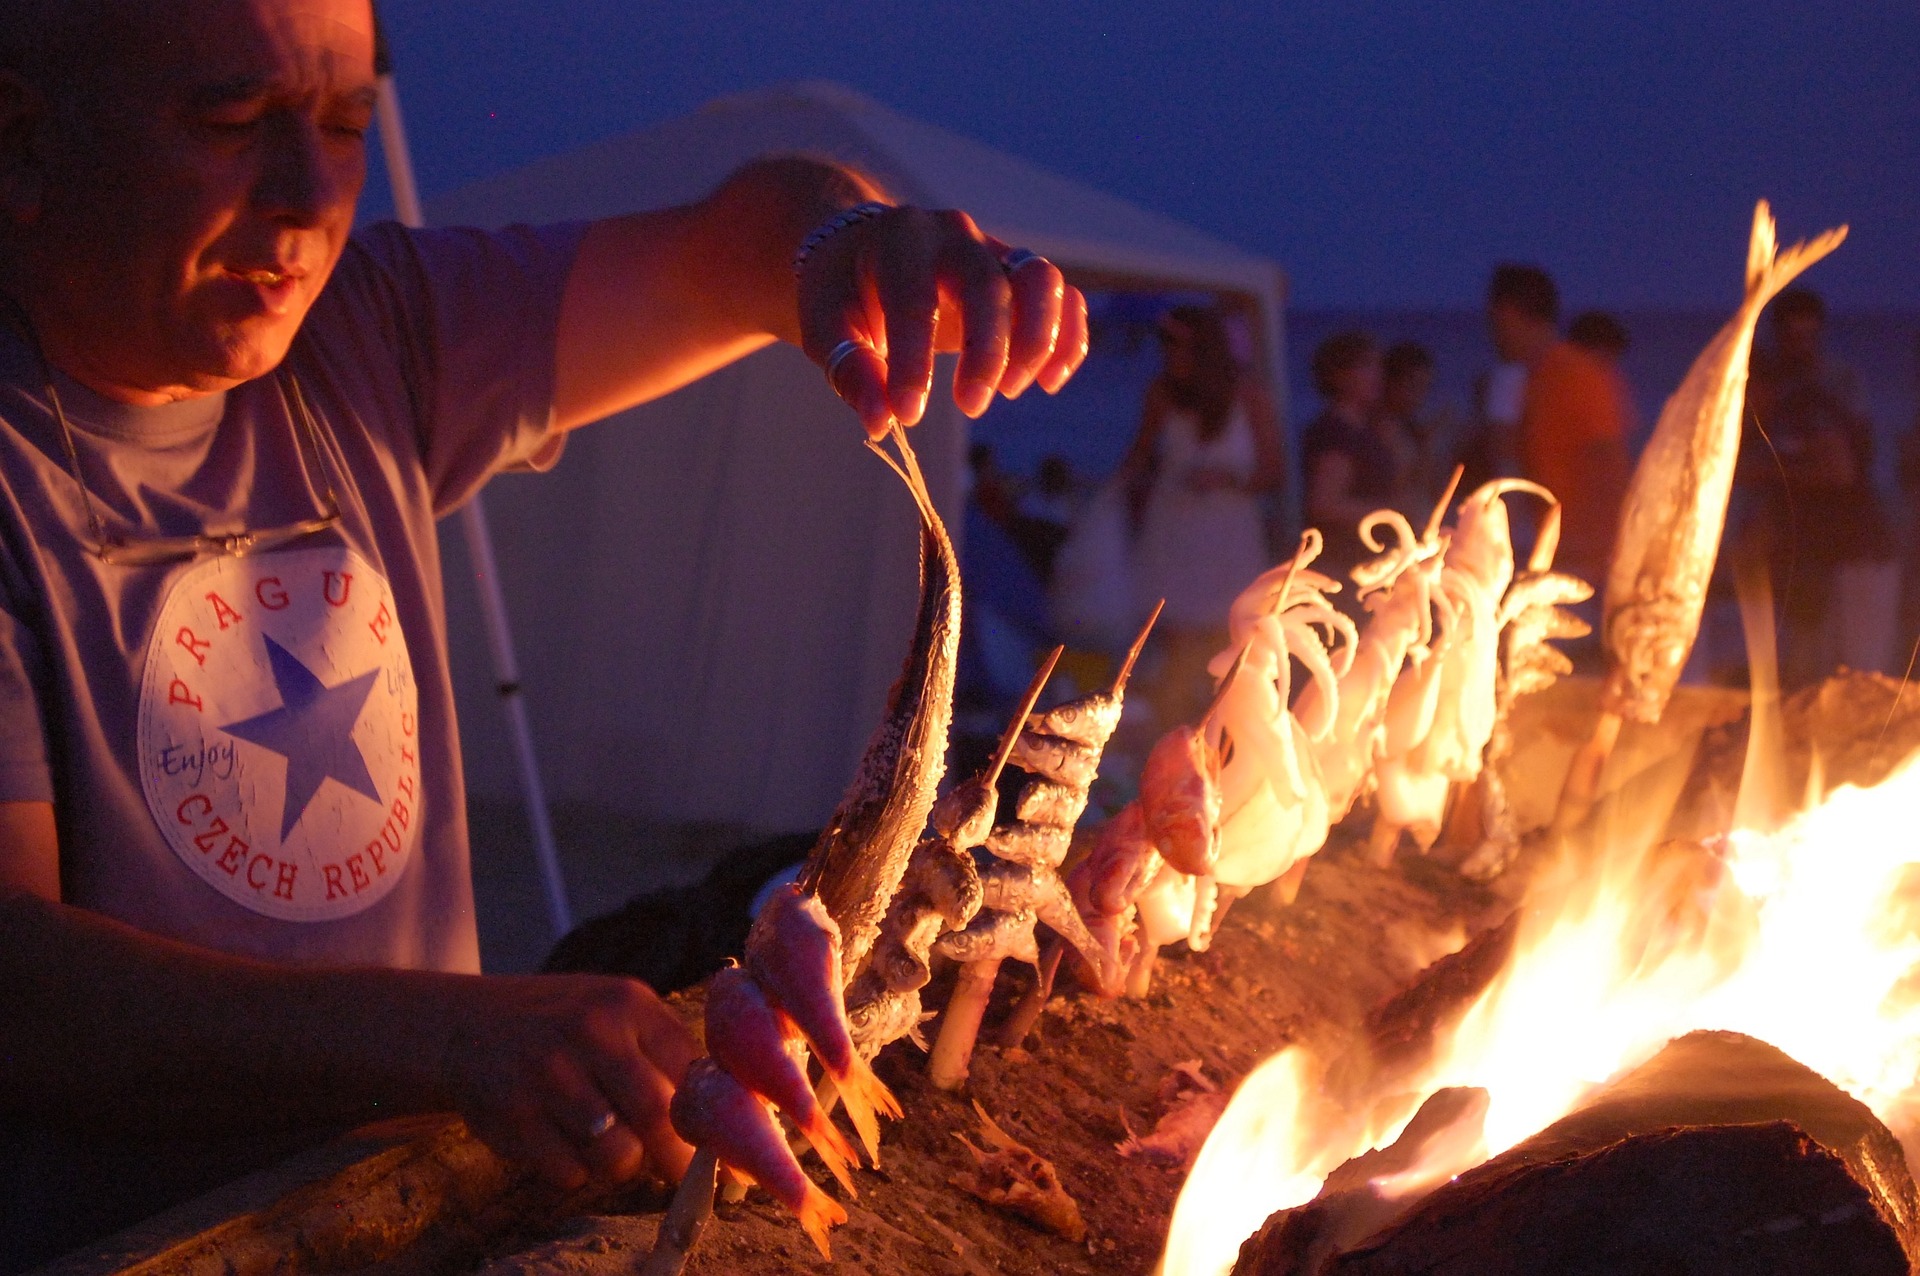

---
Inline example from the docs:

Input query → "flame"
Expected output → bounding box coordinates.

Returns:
[1162,739,1920,1276]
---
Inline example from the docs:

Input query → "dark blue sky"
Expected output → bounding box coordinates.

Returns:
[373,2,1918,311]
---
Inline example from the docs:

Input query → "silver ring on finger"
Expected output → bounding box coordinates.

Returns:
[999,247,1043,277]
[585,1110,618,1141]
[824,338,867,388]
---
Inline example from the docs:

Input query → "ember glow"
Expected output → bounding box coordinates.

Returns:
[1161,745,1920,1276]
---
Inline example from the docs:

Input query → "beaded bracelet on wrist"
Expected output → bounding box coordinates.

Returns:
[791,201,893,279]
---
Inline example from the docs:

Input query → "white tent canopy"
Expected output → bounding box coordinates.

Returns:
[430,80,1287,836]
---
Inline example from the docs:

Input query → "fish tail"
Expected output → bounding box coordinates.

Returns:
[1745,200,1778,293]
[796,1107,861,1199]
[833,1054,903,1165]
[1745,199,1848,308]
[796,1182,849,1261]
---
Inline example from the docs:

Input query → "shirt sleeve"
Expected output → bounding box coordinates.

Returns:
[0,596,53,804]
[319,220,591,518]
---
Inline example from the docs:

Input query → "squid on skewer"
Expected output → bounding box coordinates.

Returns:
[1072,536,1354,1000]
[1456,564,1594,880]
[1206,534,1354,898]
[1297,486,1451,824]
[1371,478,1566,860]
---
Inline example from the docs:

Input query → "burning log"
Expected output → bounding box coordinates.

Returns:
[1234,1030,1920,1275]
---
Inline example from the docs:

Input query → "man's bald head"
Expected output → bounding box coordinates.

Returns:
[1,0,377,403]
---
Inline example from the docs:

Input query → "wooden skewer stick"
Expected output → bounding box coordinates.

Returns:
[995,940,1066,1049]
[639,1146,720,1276]
[988,644,1064,789]
[981,612,1164,1054]
[1113,598,1165,695]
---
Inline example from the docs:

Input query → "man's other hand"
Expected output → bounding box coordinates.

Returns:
[432,973,701,1191]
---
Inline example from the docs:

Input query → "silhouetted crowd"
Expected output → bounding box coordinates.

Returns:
[964,266,1908,728]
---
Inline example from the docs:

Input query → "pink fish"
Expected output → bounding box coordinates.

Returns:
[1141,726,1222,877]
[703,965,859,1197]
[745,885,902,1162]
[669,1057,847,1260]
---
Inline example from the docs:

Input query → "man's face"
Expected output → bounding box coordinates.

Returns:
[17,0,375,403]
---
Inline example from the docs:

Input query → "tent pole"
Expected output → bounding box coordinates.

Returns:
[371,15,574,942]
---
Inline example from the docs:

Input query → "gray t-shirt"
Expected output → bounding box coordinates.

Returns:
[0,218,585,1270]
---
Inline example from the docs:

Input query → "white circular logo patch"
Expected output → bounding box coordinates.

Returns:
[138,546,421,922]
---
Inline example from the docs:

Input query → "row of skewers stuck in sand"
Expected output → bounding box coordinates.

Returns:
[644,423,1594,1269]
[641,199,1849,1271]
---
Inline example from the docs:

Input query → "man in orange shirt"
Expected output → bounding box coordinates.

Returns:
[1487,264,1633,588]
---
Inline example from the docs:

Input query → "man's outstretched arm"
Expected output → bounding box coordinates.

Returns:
[551,155,1089,438]
[0,803,700,1191]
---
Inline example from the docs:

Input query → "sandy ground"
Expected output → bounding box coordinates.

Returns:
[455,832,1513,1276]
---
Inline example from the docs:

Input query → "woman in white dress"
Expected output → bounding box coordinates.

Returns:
[1118,305,1284,725]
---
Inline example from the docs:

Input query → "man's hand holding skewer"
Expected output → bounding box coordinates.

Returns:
[795,204,1089,439]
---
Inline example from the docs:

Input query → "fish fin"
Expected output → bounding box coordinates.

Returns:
[796,1181,849,1261]
[1744,199,1848,308]
[1746,199,1778,294]
[834,1053,903,1165]
[796,1108,861,1199]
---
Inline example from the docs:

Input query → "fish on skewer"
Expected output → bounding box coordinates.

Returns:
[1064,801,1160,997]
[652,423,958,1267]
[1558,201,1846,828]
[801,423,963,978]
[844,648,1062,1058]
[701,964,860,1197]
[668,1060,847,1260]
[742,887,902,1164]
[925,607,1160,1088]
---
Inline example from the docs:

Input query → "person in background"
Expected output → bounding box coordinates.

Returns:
[968,439,1030,541]
[1455,358,1525,500]
[1023,454,1080,526]
[1568,310,1631,366]
[1300,329,1400,591]
[1741,291,1895,686]
[1120,304,1283,725]
[1488,264,1632,589]
[1377,340,1442,514]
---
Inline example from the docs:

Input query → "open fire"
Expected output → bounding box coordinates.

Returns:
[1163,201,1898,1275]
[1165,701,1920,1275]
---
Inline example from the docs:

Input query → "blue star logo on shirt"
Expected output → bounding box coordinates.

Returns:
[221,636,382,841]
